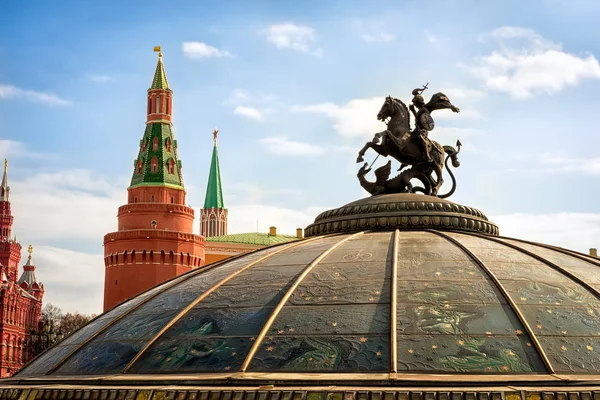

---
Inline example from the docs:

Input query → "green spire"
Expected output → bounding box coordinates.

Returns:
[204,133,224,209]
[150,53,169,89]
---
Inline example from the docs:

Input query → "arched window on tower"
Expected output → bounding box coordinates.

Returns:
[166,138,172,152]
[168,158,175,174]
[209,215,217,237]
[153,137,159,151]
[151,157,158,173]
[156,95,161,113]
[137,159,143,174]
[142,139,147,152]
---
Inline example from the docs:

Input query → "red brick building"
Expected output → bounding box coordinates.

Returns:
[103,50,205,312]
[0,160,44,378]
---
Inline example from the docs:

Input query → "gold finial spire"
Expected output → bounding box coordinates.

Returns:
[154,45,162,58]
[27,244,33,255]
[213,128,219,146]
[3,159,7,174]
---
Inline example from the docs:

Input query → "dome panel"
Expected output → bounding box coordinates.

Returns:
[44,243,303,376]
[537,336,600,373]
[126,235,353,374]
[16,272,193,377]
[446,232,600,373]
[15,225,600,381]
[394,231,545,373]
[500,238,600,287]
[397,335,544,373]
[249,335,391,372]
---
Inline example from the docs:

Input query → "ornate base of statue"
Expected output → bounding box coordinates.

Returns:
[305,193,498,237]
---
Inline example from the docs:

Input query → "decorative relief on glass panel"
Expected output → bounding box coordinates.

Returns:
[522,306,600,337]
[52,341,145,375]
[323,233,393,264]
[247,335,390,372]
[397,335,545,373]
[283,235,351,254]
[398,280,505,305]
[222,264,305,285]
[397,260,487,280]
[503,239,600,270]
[290,279,390,305]
[127,337,249,374]
[58,317,116,346]
[194,283,291,309]
[161,307,275,339]
[538,337,600,373]
[16,345,79,377]
[94,311,180,342]
[397,303,523,336]
[502,279,600,307]
[310,261,392,280]
[272,305,390,335]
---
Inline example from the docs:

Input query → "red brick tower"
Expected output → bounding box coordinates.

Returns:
[0,159,43,377]
[103,48,205,312]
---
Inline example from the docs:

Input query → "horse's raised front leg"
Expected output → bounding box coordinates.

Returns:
[357,142,373,163]
[357,141,387,163]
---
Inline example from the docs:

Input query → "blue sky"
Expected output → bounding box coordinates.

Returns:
[1,0,600,313]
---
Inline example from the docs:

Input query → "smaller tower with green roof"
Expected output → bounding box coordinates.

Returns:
[200,129,228,237]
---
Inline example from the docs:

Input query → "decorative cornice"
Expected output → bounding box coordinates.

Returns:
[305,194,498,237]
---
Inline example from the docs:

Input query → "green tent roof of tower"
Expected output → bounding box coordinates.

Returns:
[150,55,169,90]
[129,54,183,190]
[129,124,184,189]
[203,144,224,209]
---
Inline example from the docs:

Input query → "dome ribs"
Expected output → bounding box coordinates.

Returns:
[41,247,261,376]
[467,233,600,305]
[122,235,325,373]
[426,230,555,374]
[390,229,400,374]
[496,235,600,269]
[240,231,365,372]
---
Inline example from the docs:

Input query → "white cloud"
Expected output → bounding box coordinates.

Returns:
[0,84,71,107]
[10,169,124,242]
[262,22,323,56]
[466,26,600,99]
[259,137,325,156]
[292,97,387,138]
[234,106,264,121]
[22,246,104,315]
[0,140,55,160]
[292,93,483,144]
[182,41,232,59]
[492,212,600,254]
[226,204,327,236]
[424,30,438,45]
[88,75,113,83]
[537,153,600,174]
[360,32,395,43]
[224,89,277,106]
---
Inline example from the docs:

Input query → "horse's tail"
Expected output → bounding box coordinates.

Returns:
[438,141,461,199]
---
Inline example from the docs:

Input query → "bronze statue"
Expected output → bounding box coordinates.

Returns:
[356,85,461,198]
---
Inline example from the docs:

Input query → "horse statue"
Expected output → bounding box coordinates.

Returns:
[356,93,462,198]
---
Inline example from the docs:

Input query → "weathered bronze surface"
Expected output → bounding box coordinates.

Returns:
[357,86,462,198]
[305,193,498,237]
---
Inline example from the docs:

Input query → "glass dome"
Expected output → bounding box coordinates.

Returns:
[15,198,600,379]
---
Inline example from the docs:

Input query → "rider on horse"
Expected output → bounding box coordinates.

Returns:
[409,86,433,162]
